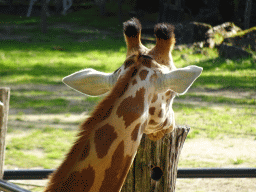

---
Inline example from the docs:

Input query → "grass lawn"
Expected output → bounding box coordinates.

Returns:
[1,7,256,191]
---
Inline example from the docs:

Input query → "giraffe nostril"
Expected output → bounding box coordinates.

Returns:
[151,166,163,181]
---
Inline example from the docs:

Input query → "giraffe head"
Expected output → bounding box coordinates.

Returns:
[63,18,202,141]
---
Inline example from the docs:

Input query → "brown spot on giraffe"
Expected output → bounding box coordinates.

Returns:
[151,94,158,103]
[64,165,95,191]
[94,124,118,159]
[132,79,137,85]
[141,56,152,68]
[47,165,95,191]
[149,107,156,115]
[131,123,141,141]
[158,110,163,118]
[150,73,158,82]
[116,87,145,128]
[99,141,133,191]
[165,90,171,96]
[124,58,135,69]
[139,69,149,81]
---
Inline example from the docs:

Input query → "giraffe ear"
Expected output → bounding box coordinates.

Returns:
[156,65,203,95]
[63,68,118,96]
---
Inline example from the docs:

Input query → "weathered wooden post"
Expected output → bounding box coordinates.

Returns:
[0,87,10,179]
[122,126,190,192]
[165,126,190,192]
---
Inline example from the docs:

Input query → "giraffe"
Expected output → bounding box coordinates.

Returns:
[44,18,202,191]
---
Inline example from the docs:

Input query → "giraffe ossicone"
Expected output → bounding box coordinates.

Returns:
[44,18,202,192]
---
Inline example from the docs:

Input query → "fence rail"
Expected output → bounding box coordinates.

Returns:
[3,168,256,180]
[0,179,30,192]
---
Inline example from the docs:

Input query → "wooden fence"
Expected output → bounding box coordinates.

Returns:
[0,87,10,180]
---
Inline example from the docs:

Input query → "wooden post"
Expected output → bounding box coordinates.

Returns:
[165,126,190,192]
[0,88,10,179]
[122,126,190,192]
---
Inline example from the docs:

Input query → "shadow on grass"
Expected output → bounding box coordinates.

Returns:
[1,63,110,84]
[0,5,124,31]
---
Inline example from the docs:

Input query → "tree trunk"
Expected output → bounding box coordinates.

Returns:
[0,88,10,179]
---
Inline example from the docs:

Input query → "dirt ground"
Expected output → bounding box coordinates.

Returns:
[176,138,256,192]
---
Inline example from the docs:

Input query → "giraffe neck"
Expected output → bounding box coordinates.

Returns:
[45,61,148,192]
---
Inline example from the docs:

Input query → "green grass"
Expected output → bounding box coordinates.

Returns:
[0,39,126,85]
[174,103,256,139]
[173,48,256,90]
[6,127,76,169]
